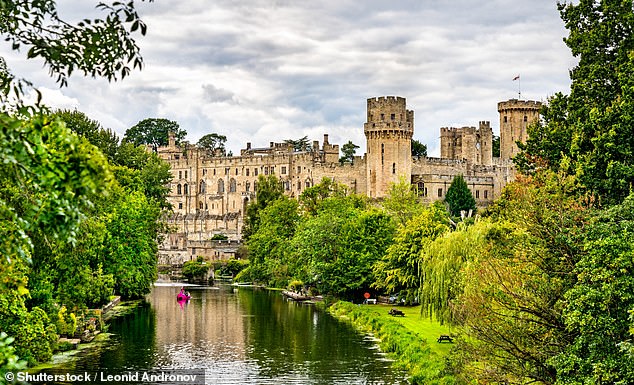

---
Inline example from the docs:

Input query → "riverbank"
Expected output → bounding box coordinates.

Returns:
[328,301,456,385]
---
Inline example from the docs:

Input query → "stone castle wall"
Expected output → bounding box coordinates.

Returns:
[157,96,538,264]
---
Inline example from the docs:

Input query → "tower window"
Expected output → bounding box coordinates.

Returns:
[504,116,508,123]
[476,190,480,199]
[390,113,395,120]
[438,188,443,198]
[524,115,528,122]
[380,113,385,120]
[392,163,396,174]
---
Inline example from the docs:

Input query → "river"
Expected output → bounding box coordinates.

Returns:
[42,284,407,384]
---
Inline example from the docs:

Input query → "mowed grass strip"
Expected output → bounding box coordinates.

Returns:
[329,301,456,384]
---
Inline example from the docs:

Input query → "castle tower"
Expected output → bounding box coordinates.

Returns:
[364,96,413,198]
[439,121,492,165]
[498,99,541,161]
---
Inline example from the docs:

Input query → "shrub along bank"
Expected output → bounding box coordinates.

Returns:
[328,301,455,385]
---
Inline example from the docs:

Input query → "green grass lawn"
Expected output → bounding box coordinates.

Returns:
[329,301,456,384]
[358,303,454,356]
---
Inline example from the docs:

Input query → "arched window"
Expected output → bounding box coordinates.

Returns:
[229,178,237,193]
[184,184,188,195]
[199,180,206,194]
[177,184,182,195]
[217,179,225,194]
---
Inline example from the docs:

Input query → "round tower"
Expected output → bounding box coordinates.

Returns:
[497,99,541,161]
[364,96,413,198]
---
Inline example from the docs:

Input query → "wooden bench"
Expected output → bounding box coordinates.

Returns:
[437,335,453,343]
[388,308,405,317]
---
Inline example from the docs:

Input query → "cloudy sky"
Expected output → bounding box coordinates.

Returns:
[3,0,576,156]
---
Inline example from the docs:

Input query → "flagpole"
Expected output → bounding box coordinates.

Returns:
[518,76,521,99]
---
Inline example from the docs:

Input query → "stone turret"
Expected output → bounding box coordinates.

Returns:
[364,96,413,198]
[498,99,541,160]
[438,121,492,165]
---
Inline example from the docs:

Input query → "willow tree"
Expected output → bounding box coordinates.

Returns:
[372,202,451,303]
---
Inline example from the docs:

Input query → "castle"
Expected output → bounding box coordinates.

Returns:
[156,96,541,264]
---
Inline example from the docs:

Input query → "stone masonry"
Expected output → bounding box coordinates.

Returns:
[156,96,540,264]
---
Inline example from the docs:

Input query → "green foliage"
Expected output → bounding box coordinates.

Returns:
[329,301,454,384]
[247,197,300,285]
[210,233,229,240]
[0,332,27,375]
[284,136,311,152]
[517,1,634,205]
[299,177,349,216]
[0,1,149,88]
[491,134,500,158]
[0,112,111,264]
[448,173,590,384]
[381,177,424,227]
[102,189,160,298]
[197,133,227,156]
[182,257,210,281]
[444,175,476,217]
[411,139,427,158]
[54,109,120,163]
[242,174,285,240]
[550,193,634,384]
[123,118,186,149]
[339,140,359,164]
[213,259,248,277]
[54,306,77,337]
[373,203,451,303]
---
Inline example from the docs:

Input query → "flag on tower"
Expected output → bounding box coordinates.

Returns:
[513,74,520,81]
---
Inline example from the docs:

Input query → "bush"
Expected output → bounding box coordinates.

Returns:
[210,233,228,240]
[55,306,77,337]
[182,257,210,281]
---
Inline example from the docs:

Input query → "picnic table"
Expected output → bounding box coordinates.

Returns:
[388,308,405,317]
[437,334,453,343]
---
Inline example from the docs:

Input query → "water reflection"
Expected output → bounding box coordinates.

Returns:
[49,284,406,384]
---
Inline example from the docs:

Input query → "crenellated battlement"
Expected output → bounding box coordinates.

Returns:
[157,95,530,246]
[497,99,542,111]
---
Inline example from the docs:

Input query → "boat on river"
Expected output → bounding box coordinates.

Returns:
[177,292,191,301]
[282,290,312,301]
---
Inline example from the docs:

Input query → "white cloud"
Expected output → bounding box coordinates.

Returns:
[1,1,575,157]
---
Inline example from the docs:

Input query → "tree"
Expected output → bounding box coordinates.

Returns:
[123,118,186,150]
[372,202,451,303]
[242,174,284,240]
[411,139,427,158]
[197,133,227,156]
[0,1,149,89]
[381,177,424,227]
[491,134,500,158]
[54,109,119,163]
[289,196,394,298]
[444,174,476,217]
[446,172,590,384]
[284,136,311,152]
[299,177,349,216]
[516,1,634,205]
[551,193,634,384]
[245,197,300,285]
[339,140,359,164]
